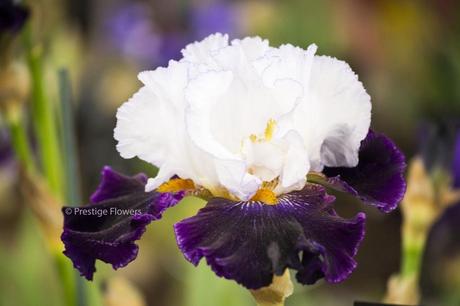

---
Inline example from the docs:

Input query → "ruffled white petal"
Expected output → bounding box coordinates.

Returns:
[261,43,317,87]
[309,55,371,168]
[138,60,188,104]
[279,130,310,188]
[230,36,270,61]
[215,159,261,201]
[184,70,236,160]
[181,33,229,64]
[184,70,262,199]
[145,165,176,192]
[115,61,220,192]
[114,86,170,165]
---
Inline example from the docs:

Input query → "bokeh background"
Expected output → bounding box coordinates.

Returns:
[1,0,460,305]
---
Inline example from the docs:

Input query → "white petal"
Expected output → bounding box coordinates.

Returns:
[185,70,235,160]
[145,166,175,192]
[115,62,219,190]
[279,130,310,188]
[138,60,188,104]
[230,36,270,61]
[184,69,262,199]
[181,33,229,64]
[262,43,317,87]
[311,55,371,168]
[281,55,371,170]
[244,139,284,182]
[215,159,261,200]
[114,86,170,165]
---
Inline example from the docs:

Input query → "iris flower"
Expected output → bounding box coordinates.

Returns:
[0,0,29,35]
[0,0,29,59]
[62,34,406,290]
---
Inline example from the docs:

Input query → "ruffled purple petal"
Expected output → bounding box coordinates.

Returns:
[90,166,148,203]
[323,130,406,213]
[61,167,184,280]
[174,184,365,289]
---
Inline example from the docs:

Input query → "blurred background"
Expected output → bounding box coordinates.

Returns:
[1,0,460,305]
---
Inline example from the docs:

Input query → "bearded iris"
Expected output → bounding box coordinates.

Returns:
[61,34,406,289]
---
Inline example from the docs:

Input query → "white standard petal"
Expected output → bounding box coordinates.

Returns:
[230,36,270,61]
[114,86,170,165]
[138,60,188,104]
[311,55,371,168]
[279,130,310,189]
[261,43,317,87]
[184,69,262,199]
[181,33,229,64]
[115,61,221,191]
[243,129,310,195]
[145,166,176,192]
[281,55,371,171]
[184,70,236,160]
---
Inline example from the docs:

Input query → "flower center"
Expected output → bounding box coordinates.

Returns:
[157,178,195,193]
[250,188,278,205]
[249,118,276,143]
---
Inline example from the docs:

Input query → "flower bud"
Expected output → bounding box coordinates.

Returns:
[0,61,30,120]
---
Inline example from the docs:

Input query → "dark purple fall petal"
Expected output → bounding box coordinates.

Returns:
[174,184,365,290]
[61,167,184,280]
[90,165,148,203]
[0,0,29,34]
[323,130,406,213]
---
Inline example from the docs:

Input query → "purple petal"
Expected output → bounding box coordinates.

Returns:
[90,166,147,203]
[323,130,407,213]
[61,167,184,280]
[174,184,365,289]
[421,200,460,293]
[427,201,460,256]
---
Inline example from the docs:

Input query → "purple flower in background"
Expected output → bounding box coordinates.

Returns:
[419,124,460,297]
[0,0,29,35]
[423,136,460,293]
[453,132,460,188]
[104,1,241,66]
[0,129,13,166]
[190,1,239,39]
[419,121,460,188]
[105,3,162,66]
[61,34,406,289]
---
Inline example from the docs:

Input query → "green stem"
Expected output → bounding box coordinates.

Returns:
[401,244,424,278]
[55,252,78,306]
[6,109,35,173]
[22,23,75,306]
[400,228,427,279]
[59,69,103,306]
[58,69,85,306]
[23,25,64,198]
[58,69,81,205]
